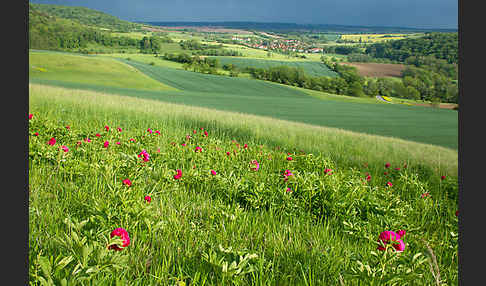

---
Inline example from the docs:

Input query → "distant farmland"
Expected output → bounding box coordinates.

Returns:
[209,56,339,77]
[341,62,406,78]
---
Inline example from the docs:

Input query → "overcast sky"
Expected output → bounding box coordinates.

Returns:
[29,0,458,29]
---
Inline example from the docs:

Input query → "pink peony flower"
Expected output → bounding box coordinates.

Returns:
[108,228,130,251]
[60,145,69,152]
[377,230,405,252]
[210,170,217,175]
[48,137,56,146]
[173,169,182,180]
[250,160,260,171]
[103,141,109,148]
[283,169,294,181]
[138,150,150,162]
[144,195,151,203]
[123,179,132,187]
[421,192,430,198]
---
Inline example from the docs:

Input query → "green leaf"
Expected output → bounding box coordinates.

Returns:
[38,256,52,281]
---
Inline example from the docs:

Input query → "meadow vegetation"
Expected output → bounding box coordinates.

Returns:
[29,83,458,285]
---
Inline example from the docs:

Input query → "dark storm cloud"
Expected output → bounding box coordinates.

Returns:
[29,0,457,29]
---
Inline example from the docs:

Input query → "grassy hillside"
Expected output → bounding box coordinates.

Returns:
[29,51,458,149]
[209,57,339,77]
[29,83,458,285]
[29,51,177,91]
[30,3,142,32]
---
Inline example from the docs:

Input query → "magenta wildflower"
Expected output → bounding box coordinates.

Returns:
[204,130,208,137]
[34,132,39,136]
[421,192,430,198]
[385,163,391,168]
[324,168,332,175]
[155,130,161,135]
[386,181,393,187]
[250,160,260,171]
[103,141,109,148]
[195,146,202,152]
[116,141,121,145]
[48,137,56,146]
[123,179,132,187]
[29,113,33,120]
[95,133,101,137]
[173,169,182,180]
[104,125,110,132]
[244,144,248,149]
[84,138,91,143]
[138,150,150,162]
[286,187,293,193]
[147,128,152,134]
[108,228,130,251]
[129,138,135,142]
[60,145,69,152]
[210,170,217,175]
[287,156,293,161]
[441,175,446,180]
[144,195,151,203]
[65,125,70,130]
[377,230,405,252]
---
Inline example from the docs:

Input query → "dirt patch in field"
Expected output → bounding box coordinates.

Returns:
[341,62,406,78]
[414,103,458,110]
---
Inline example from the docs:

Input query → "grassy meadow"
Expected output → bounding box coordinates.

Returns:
[29,83,458,285]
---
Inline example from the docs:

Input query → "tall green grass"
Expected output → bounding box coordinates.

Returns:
[29,83,458,285]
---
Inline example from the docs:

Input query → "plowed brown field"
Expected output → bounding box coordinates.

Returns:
[341,62,406,78]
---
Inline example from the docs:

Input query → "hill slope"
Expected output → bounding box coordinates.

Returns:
[30,3,142,31]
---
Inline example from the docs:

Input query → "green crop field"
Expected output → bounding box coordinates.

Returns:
[208,56,339,77]
[29,51,458,150]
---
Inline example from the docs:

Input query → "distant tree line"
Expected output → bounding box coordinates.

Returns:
[242,60,458,103]
[161,53,221,75]
[179,39,223,50]
[364,32,458,64]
